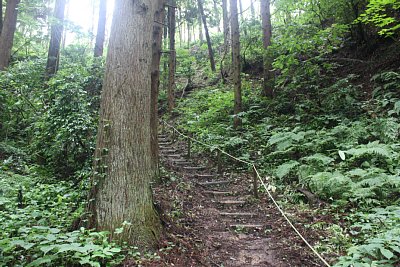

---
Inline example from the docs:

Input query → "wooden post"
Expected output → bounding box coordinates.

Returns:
[252,166,259,199]
[217,150,223,175]
[172,128,176,142]
[161,121,165,134]
[187,133,191,158]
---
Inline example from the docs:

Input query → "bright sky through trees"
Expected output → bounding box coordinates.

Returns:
[66,0,256,40]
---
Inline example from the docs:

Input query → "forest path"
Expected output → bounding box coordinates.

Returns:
[153,132,322,267]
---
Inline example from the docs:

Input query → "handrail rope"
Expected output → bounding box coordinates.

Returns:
[161,120,331,267]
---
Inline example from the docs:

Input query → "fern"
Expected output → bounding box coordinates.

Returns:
[275,160,300,179]
[345,141,395,159]
[308,171,353,200]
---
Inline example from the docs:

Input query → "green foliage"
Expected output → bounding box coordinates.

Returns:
[30,63,99,178]
[356,0,400,37]
[0,171,127,267]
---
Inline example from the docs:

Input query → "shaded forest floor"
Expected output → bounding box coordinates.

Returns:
[124,134,339,267]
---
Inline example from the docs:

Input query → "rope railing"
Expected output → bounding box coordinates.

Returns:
[160,120,331,267]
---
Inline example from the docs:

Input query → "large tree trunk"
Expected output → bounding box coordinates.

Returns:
[93,0,107,57]
[0,0,3,36]
[167,0,176,112]
[46,0,66,77]
[150,0,165,178]
[0,0,20,71]
[230,0,241,129]
[197,0,216,72]
[261,0,273,97]
[88,0,161,248]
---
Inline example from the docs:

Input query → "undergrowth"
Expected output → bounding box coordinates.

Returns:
[174,69,400,266]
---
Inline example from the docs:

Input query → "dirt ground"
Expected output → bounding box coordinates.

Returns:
[123,136,339,267]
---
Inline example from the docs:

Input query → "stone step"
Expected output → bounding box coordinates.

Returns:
[173,161,190,165]
[171,158,187,162]
[218,200,246,205]
[192,174,215,179]
[167,154,183,158]
[197,180,230,186]
[220,212,256,217]
[203,190,233,196]
[183,166,205,171]
[159,142,172,146]
[161,149,177,153]
[230,224,263,229]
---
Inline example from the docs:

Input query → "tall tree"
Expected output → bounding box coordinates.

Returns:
[212,0,221,32]
[0,0,3,36]
[0,0,20,71]
[261,0,273,97]
[93,0,107,57]
[238,0,247,36]
[151,0,165,176]
[46,0,66,77]
[230,0,242,129]
[222,0,230,51]
[88,0,161,248]
[198,11,203,42]
[197,0,216,72]
[168,0,176,112]
[250,0,255,19]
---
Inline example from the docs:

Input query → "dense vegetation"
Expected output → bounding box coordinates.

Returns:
[0,0,399,266]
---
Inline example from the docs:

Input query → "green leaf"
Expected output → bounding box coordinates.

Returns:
[11,240,35,250]
[380,247,394,259]
[40,245,57,254]
[338,150,346,160]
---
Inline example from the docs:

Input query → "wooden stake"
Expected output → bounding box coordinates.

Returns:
[187,133,191,158]
[217,150,223,175]
[253,166,259,199]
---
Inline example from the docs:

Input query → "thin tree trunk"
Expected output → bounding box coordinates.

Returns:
[94,0,107,57]
[197,0,216,72]
[0,0,20,71]
[250,0,255,19]
[213,0,221,32]
[88,0,161,248]
[187,21,190,48]
[238,0,247,36]
[222,0,230,52]
[261,0,273,97]
[230,0,241,129]
[46,0,66,77]
[151,0,165,178]
[198,12,203,42]
[168,0,176,112]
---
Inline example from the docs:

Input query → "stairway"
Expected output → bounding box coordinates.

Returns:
[158,133,284,266]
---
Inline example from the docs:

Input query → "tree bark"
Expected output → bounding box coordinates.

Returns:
[151,0,165,178]
[93,0,107,57]
[198,11,203,42]
[261,0,273,97]
[168,0,176,112]
[230,0,242,129]
[46,0,66,77]
[238,0,247,36]
[0,0,3,36]
[250,0,255,19]
[0,0,20,71]
[197,0,216,72]
[222,0,230,52]
[212,0,221,32]
[88,0,161,248]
